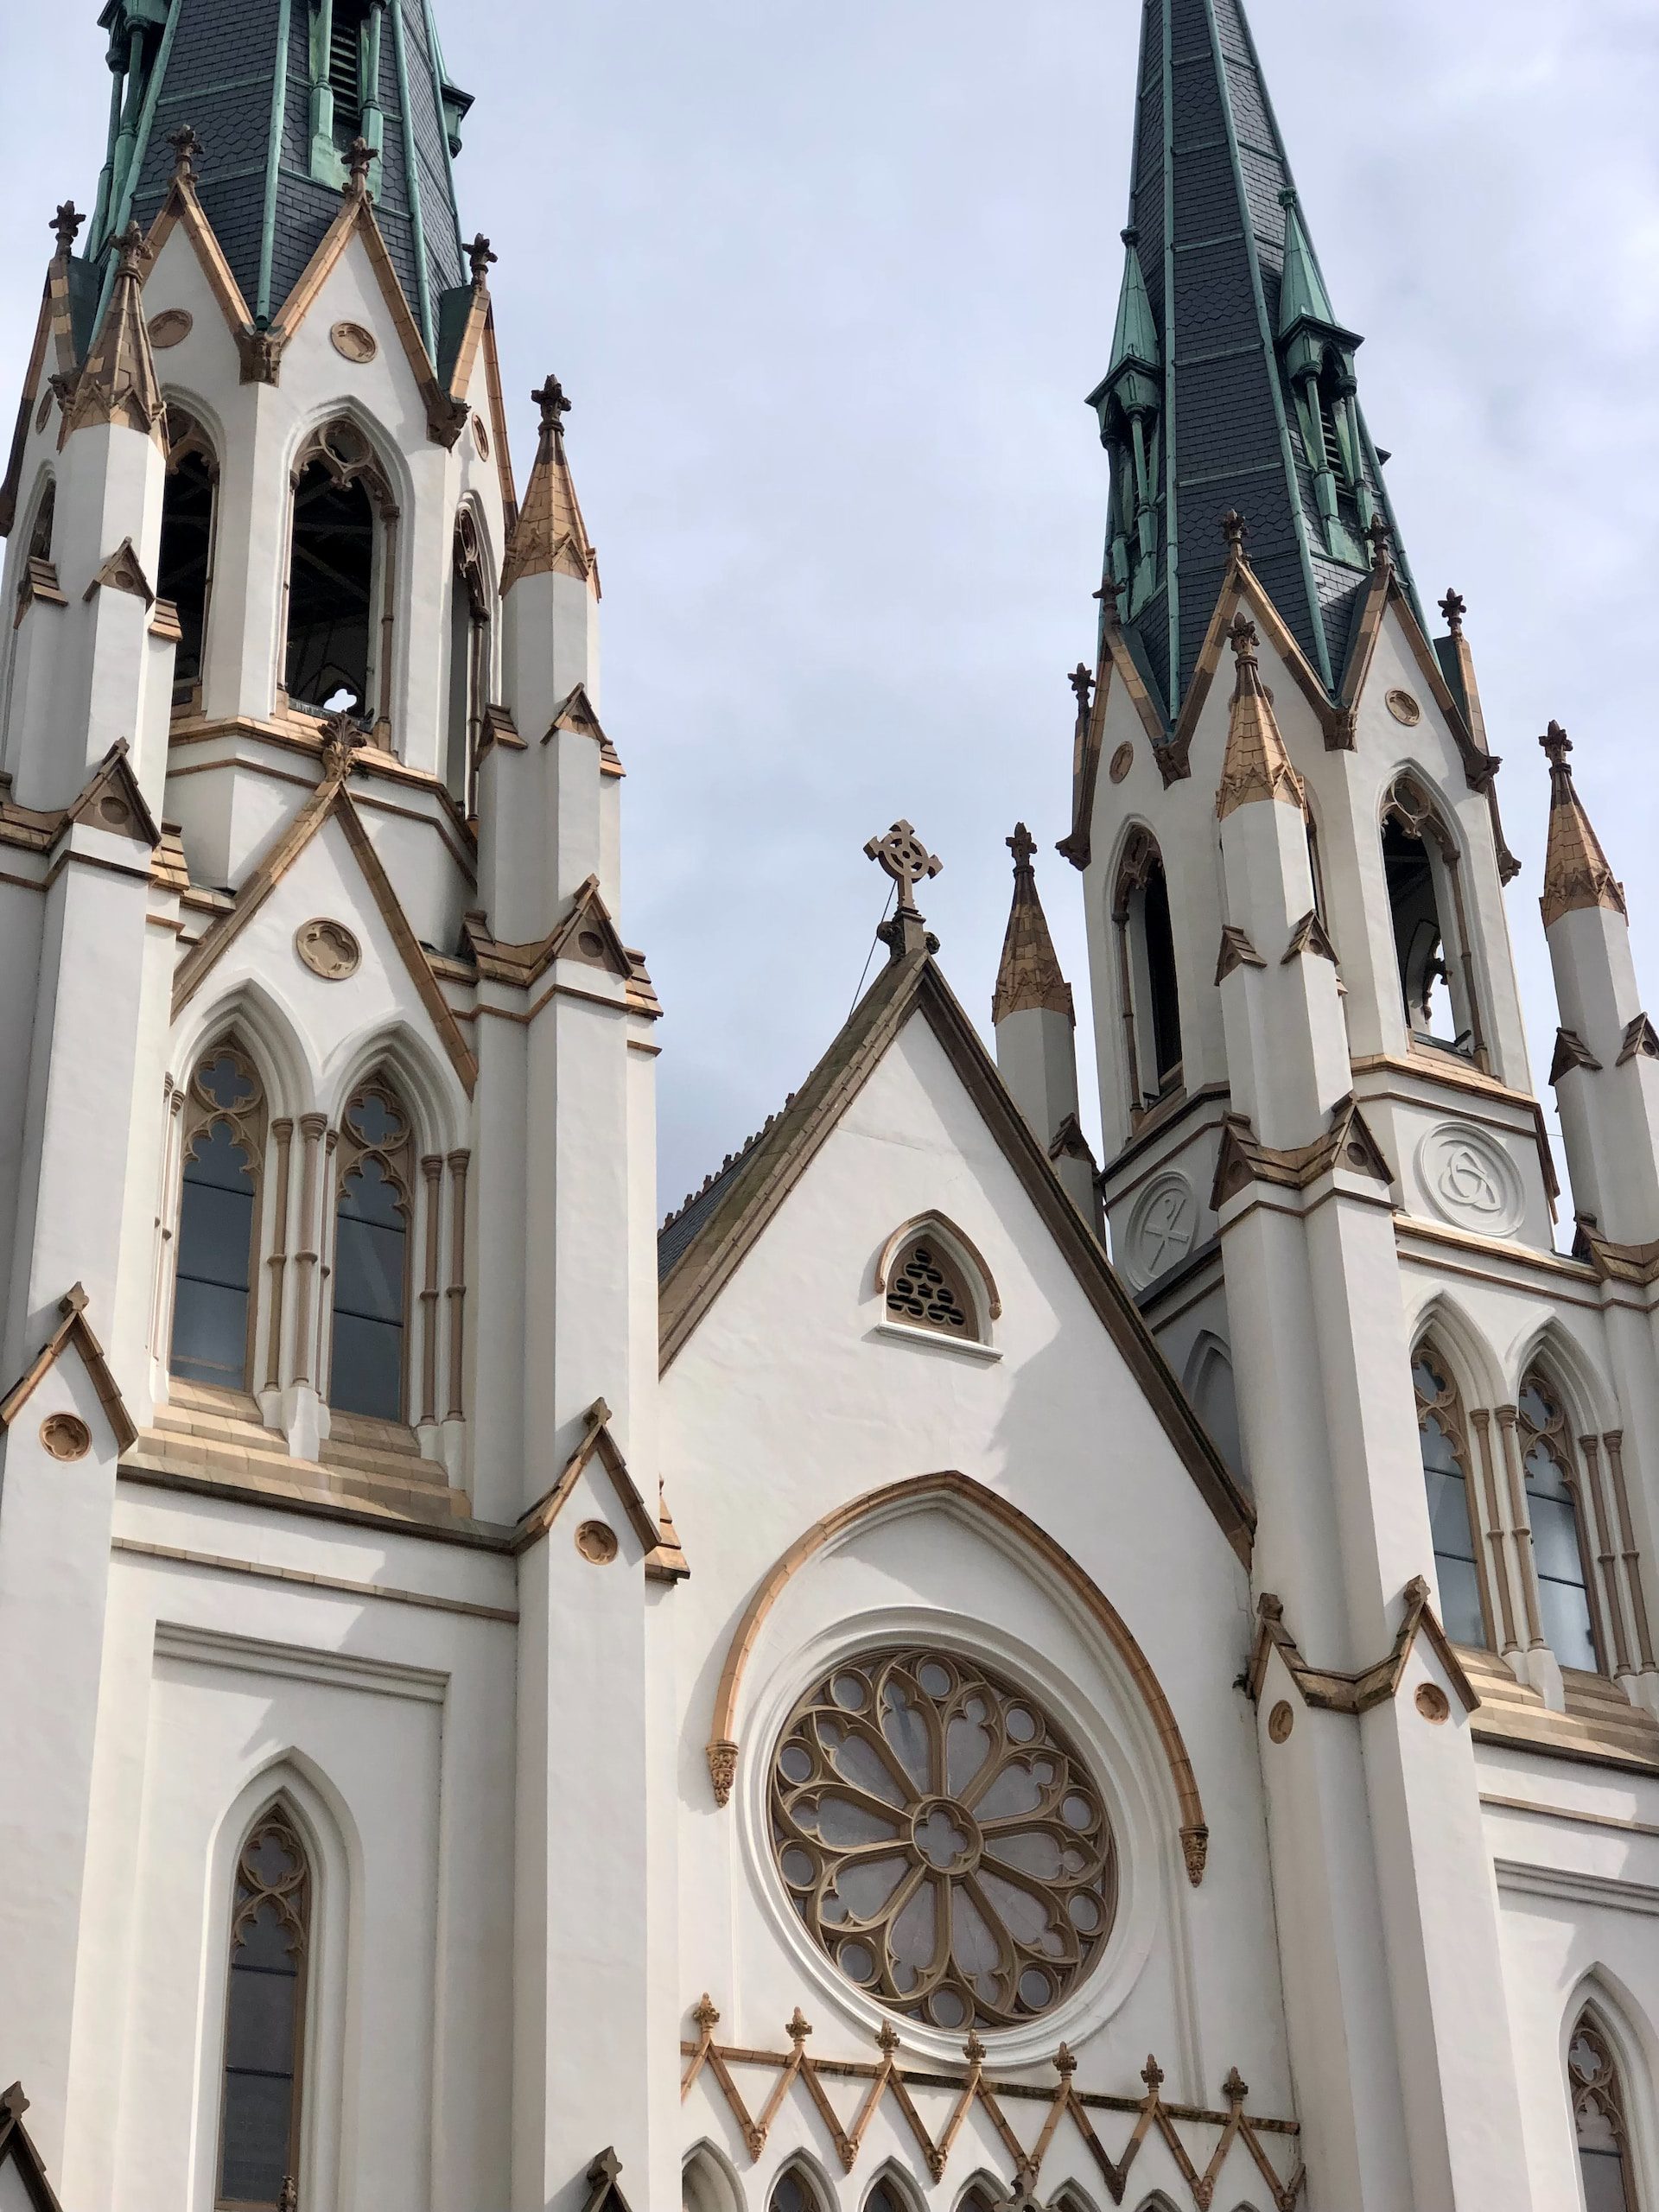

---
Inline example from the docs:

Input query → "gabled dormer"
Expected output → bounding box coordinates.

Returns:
[1088,229,1162,616]
[1274,188,1370,569]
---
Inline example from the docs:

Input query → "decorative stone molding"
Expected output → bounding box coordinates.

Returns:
[294,918,361,982]
[1246,1580,1478,1718]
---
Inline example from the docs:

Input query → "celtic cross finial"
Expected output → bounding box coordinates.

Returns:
[51,201,85,257]
[864,819,942,917]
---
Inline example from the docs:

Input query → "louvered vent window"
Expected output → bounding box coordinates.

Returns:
[1317,387,1344,475]
[329,3,367,136]
[885,1238,974,1338]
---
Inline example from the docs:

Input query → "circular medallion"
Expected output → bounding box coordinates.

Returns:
[1109,741,1134,785]
[770,1644,1115,2031]
[1124,1171,1196,1287]
[148,308,194,350]
[1416,1123,1524,1238]
[295,918,362,982]
[99,794,133,829]
[329,321,378,365]
[576,1519,618,1564]
[576,929,605,958]
[35,391,53,433]
[1386,688,1421,727]
[473,414,490,460]
[1268,1700,1294,1745]
[41,1413,91,1462]
[1415,1682,1450,1725]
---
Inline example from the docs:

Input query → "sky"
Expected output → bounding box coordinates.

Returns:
[3,1,1659,1230]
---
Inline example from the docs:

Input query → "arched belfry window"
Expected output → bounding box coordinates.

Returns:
[1520,1371,1601,1674]
[171,1044,266,1394]
[283,419,397,731]
[1412,1342,1486,1649]
[1113,829,1182,1113]
[1569,2010,1639,2212]
[157,406,218,709]
[329,1077,414,1421]
[25,477,54,563]
[1382,773,1481,1061]
[447,510,489,814]
[217,1803,311,2209]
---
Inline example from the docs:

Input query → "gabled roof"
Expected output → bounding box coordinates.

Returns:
[512,1397,689,1582]
[0,1284,138,1454]
[658,948,1255,1562]
[171,741,477,1093]
[0,2084,66,2212]
[66,739,162,849]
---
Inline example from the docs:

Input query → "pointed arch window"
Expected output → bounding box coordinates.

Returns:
[329,1077,414,1421]
[217,1804,311,2210]
[171,1045,266,1393]
[283,419,397,732]
[1382,773,1483,1062]
[1113,829,1182,1113]
[25,478,54,563]
[1570,2011,1639,2212]
[158,406,218,709]
[1520,1372,1601,1674]
[1413,1344,1486,1648]
[769,2167,826,2212]
[447,510,489,815]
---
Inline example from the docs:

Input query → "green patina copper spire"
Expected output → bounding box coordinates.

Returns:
[82,0,472,350]
[1090,0,1422,720]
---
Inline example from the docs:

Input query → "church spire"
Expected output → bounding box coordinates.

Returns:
[84,0,472,346]
[1215,616,1303,821]
[1092,0,1418,718]
[502,378,601,596]
[993,823,1073,1026]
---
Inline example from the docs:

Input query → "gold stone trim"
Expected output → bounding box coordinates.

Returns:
[680,1999,1305,2205]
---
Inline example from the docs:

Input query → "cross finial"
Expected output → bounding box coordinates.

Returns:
[113,221,149,282]
[587,2149,623,2189]
[786,2006,812,2046]
[1439,587,1466,636]
[1222,2066,1249,2108]
[51,200,85,257]
[467,232,498,288]
[1227,612,1259,667]
[1364,510,1394,569]
[1068,661,1095,715]
[1007,821,1038,873]
[168,124,202,181]
[1141,2053,1165,2094]
[1054,2042,1077,2080]
[343,138,376,199]
[1219,508,1249,555]
[865,819,942,916]
[533,377,572,436]
[1541,720,1573,772]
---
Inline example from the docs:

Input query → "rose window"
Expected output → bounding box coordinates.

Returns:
[769,1647,1116,2029]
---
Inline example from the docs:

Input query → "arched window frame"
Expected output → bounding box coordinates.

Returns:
[214,1799,313,2212]
[24,472,55,565]
[448,505,491,817]
[281,416,399,742]
[861,2169,924,2212]
[768,2160,831,2212]
[1568,2002,1643,2212]
[325,1072,417,1425]
[159,402,220,715]
[1518,1366,1606,1678]
[1381,772,1484,1066]
[1112,827,1183,1119]
[1412,1337,1491,1651]
[873,1214,1000,1350]
[168,1040,270,1400]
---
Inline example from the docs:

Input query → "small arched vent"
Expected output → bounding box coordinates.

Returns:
[885,1236,974,1338]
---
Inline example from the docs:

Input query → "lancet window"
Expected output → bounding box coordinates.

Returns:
[25,478,54,563]
[283,418,397,730]
[157,406,218,708]
[171,1045,266,1394]
[216,1804,311,2210]
[1519,1372,1601,1674]
[1412,1344,1486,1649]
[769,2168,824,2212]
[1382,773,1481,1060]
[447,509,490,815]
[1569,2012,1639,2212]
[328,1077,414,1422]
[1113,829,1182,1115]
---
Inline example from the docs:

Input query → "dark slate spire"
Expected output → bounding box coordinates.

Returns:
[1089,0,1420,720]
[86,0,472,350]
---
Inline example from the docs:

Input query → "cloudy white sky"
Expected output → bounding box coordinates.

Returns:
[4,1,1658,1228]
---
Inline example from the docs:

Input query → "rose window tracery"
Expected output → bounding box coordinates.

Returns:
[770,1647,1116,2030]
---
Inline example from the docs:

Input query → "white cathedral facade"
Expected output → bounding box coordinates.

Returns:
[0,3,1656,2210]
